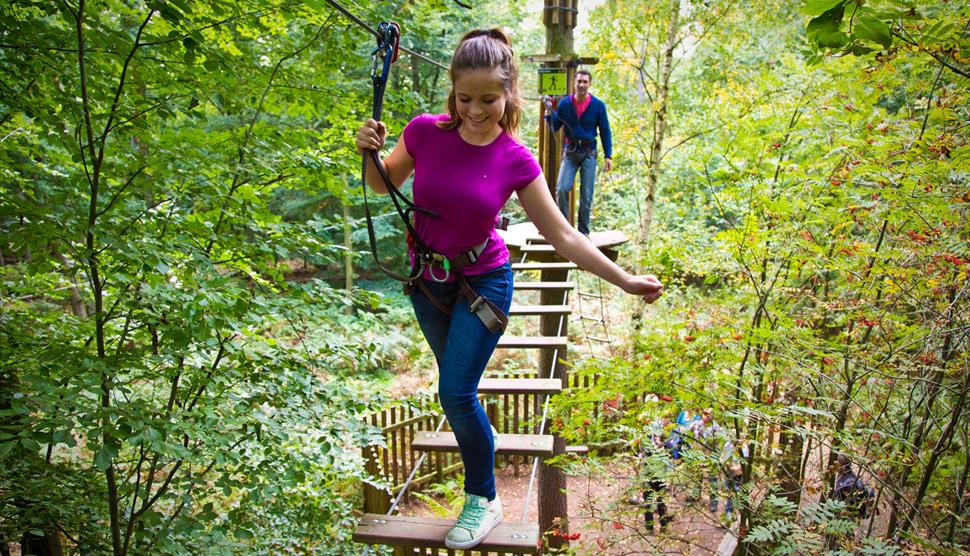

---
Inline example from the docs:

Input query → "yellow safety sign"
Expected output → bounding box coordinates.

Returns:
[538,68,567,96]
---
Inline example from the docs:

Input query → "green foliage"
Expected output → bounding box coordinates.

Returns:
[0,1,561,552]
[410,475,466,518]
[1,0,966,553]
[802,0,968,73]
[566,0,968,553]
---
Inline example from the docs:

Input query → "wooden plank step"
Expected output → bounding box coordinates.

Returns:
[520,244,557,253]
[527,231,628,250]
[478,377,563,395]
[513,281,575,291]
[497,336,568,349]
[566,445,590,455]
[355,514,540,554]
[511,262,577,271]
[509,305,571,316]
[413,431,554,457]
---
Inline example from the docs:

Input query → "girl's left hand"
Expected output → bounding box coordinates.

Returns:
[625,275,664,304]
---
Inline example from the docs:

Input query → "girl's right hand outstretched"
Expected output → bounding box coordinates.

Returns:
[356,119,387,155]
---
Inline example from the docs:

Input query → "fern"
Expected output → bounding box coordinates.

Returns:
[858,538,902,555]
[746,518,794,543]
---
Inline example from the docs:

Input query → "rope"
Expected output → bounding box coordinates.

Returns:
[321,0,450,70]
[386,414,448,515]
[597,277,615,355]
[575,271,615,357]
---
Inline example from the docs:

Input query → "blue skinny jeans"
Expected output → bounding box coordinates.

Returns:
[555,149,598,235]
[409,262,514,500]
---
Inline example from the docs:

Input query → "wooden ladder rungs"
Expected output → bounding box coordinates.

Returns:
[511,262,577,271]
[513,281,575,291]
[497,336,568,349]
[413,431,555,457]
[478,377,563,395]
[354,514,540,554]
[509,305,571,316]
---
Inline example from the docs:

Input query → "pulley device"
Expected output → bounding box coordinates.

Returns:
[360,22,509,333]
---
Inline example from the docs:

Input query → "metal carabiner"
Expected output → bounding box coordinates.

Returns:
[428,257,450,283]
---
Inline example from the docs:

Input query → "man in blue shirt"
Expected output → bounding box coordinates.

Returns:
[544,70,613,236]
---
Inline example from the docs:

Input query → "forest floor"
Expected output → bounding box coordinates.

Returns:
[398,454,734,555]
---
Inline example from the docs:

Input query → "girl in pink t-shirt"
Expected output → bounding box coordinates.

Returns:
[356,28,664,550]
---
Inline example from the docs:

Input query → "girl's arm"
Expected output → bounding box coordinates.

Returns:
[355,118,415,194]
[516,175,663,303]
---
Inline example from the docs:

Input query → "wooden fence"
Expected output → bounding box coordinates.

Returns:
[363,371,610,514]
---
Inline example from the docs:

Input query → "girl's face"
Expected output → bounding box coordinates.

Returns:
[453,68,507,138]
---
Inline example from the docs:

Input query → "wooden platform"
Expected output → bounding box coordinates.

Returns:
[500,222,628,251]
[501,223,626,263]
[354,514,540,554]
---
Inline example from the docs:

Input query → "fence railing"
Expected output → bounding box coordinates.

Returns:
[363,373,578,513]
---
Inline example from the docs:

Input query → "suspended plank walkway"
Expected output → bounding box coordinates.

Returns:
[352,223,628,555]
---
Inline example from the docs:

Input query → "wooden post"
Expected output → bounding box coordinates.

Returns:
[537,3,578,547]
[362,444,391,514]
[538,266,569,550]
[343,175,355,316]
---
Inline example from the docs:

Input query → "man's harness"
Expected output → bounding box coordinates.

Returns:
[564,137,595,165]
[361,22,509,333]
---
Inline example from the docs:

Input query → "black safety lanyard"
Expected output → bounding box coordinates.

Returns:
[361,21,438,282]
[359,24,508,333]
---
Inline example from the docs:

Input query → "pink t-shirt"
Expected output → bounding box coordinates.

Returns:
[402,113,541,279]
[572,94,592,120]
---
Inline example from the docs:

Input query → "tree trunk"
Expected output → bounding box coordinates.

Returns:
[947,424,970,542]
[343,176,354,316]
[902,373,969,535]
[52,245,89,318]
[411,52,420,97]
[775,412,804,505]
[637,0,679,252]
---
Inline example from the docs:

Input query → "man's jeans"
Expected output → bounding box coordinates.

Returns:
[556,150,597,235]
[409,262,513,500]
[709,475,741,514]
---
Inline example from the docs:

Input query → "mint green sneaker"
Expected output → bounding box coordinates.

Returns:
[444,493,503,549]
[491,424,500,453]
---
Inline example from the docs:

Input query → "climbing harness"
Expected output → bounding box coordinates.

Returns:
[544,95,596,165]
[565,137,595,165]
[404,237,509,334]
[360,22,509,333]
